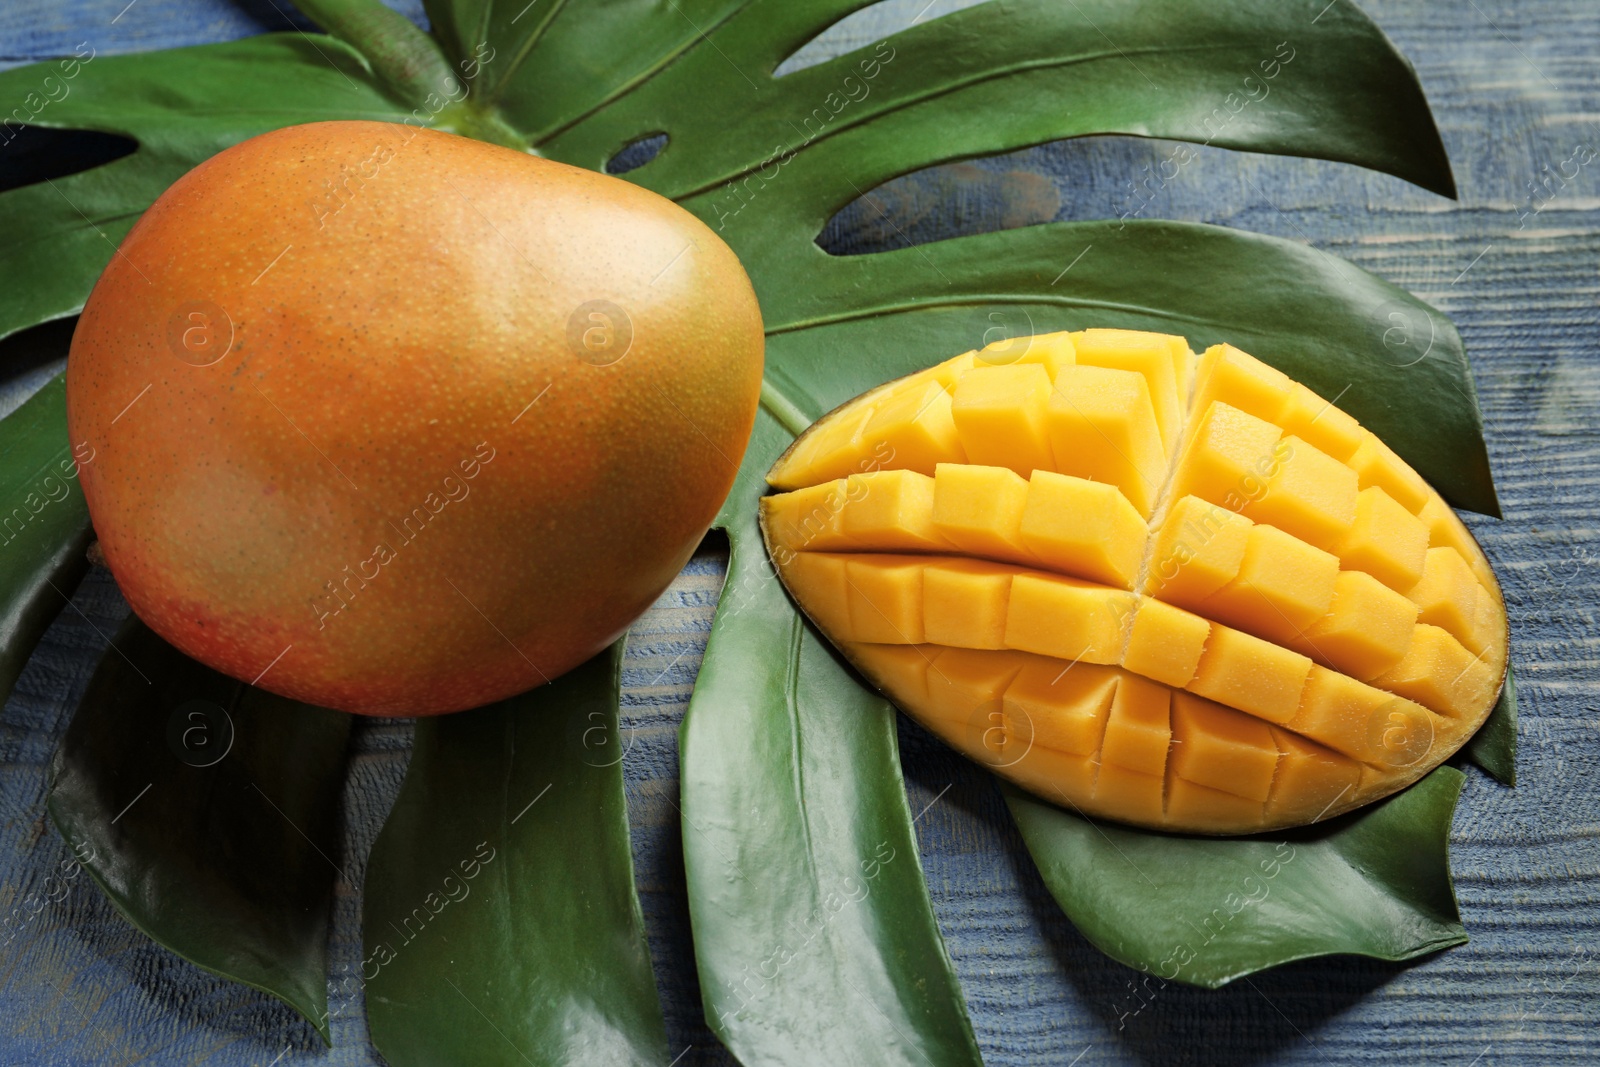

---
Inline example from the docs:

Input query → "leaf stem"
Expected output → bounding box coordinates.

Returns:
[759,377,812,438]
[291,0,466,110]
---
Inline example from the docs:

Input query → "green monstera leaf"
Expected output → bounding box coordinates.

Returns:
[47,618,351,1039]
[363,642,670,1067]
[0,0,1514,1060]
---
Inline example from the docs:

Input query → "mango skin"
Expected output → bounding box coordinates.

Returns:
[66,121,763,715]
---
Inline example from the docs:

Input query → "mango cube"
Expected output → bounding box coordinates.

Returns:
[859,378,965,477]
[1190,343,1293,426]
[1004,574,1132,664]
[1243,435,1358,551]
[1371,624,1496,718]
[1464,593,1503,658]
[1265,727,1363,825]
[1019,470,1147,588]
[1072,327,1187,451]
[768,401,876,489]
[1168,401,1284,514]
[1121,598,1211,687]
[1170,692,1280,802]
[834,469,951,552]
[952,363,1056,477]
[1337,485,1428,591]
[1300,569,1419,681]
[1406,547,1483,645]
[930,463,1035,565]
[1145,495,1252,607]
[848,642,936,706]
[844,556,925,644]
[1093,763,1166,826]
[1287,666,1436,768]
[1189,624,1313,724]
[1002,657,1120,756]
[1006,746,1101,811]
[762,482,848,553]
[1203,524,1340,641]
[1348,434,1430,513]
[976,330,1075,378]
[923,648,1031,756]
[785,552,850,635]
[1100,673,1172,777]
[1045,365,1165,516]
[923,559,1013,649]
[1417,496,1496,588]
[1277,382,1364,462]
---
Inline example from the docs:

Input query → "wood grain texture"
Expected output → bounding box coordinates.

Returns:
[0,0,1596,1063]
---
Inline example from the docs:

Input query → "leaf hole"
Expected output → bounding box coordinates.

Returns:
[0,126,138,194]
[0,315,75,421]
[605,133,668,175]
[814,135,1298,256]
[817,154,1063,256]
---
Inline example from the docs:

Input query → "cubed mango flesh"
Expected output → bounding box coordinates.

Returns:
[1002,657,1121,757]
[1265,727,1363,825]
[1101,673,1173,778]
[1169,692,1280,803]
[1167,401,1285,514]
[1190,343,1293,426]
[1242,434,1358,552]
[1202,524,1340,642]
[1277,383,1364,462]
[1004,573,1132,664]
[952,363,1056,478]
[764,331,1507,834]
[1122,598,1211,687]
[1045,365,1165,517]
[923,559,1014,649]
[977,330,1076,378]
[1406,547,1484,646]
[1019,470,1147,588]
[931,463,1036,566]
[860,378,966,478]
[1071,327,1190,452]
[1337,486,1428,591]
[1145,495,1252,607]
[1297,569,1420,681]
[840,470,952,552]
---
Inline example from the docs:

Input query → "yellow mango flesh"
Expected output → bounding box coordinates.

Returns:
[762,330,1508,834]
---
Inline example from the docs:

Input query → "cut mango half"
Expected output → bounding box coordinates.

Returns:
[762,329,1507,834]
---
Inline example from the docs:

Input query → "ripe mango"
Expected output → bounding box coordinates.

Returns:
[67,121,763,715]
[763,330,1506,834]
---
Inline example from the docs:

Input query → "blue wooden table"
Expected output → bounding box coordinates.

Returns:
[1,1,1596,1063]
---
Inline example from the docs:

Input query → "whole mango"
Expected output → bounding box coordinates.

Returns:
[67,121,764,715]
